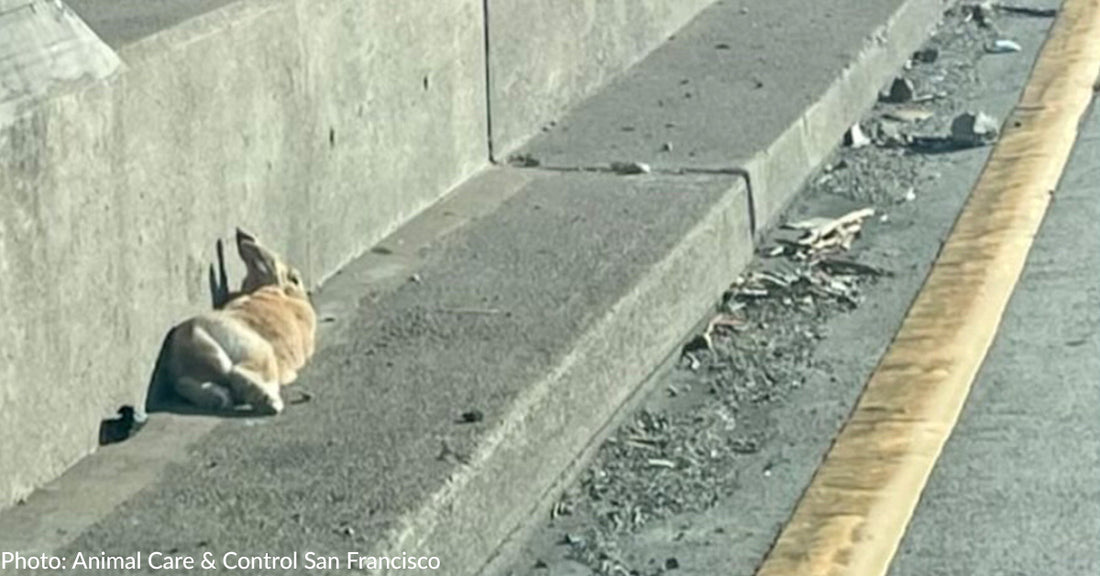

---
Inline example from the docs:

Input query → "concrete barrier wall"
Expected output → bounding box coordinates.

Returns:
[0,0,718,508]
[487,0,715,158]
[0,0,121,124]
[0,0,488,507]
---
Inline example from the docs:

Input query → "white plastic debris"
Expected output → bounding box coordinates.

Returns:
[986,39,1022,53]
[845,123,871,149]
[951,111,1000,146]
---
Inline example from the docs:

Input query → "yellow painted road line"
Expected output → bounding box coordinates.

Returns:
[753,2,1100,576]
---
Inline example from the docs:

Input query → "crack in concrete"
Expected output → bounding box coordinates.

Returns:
[503,162,758,238]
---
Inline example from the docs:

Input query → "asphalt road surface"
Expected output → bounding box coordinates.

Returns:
[888,88,1100,576]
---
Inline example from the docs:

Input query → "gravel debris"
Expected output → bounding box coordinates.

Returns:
[950,110,1000,146]
[880,77,917,103]
[844,123,871,148]
[503,8,1035,576]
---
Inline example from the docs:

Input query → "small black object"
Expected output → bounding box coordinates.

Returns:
[460,409,484,423]
[682,334,711,355]
[99,406,148,446]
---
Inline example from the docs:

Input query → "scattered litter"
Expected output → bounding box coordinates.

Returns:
[879,214,890,223]
[707,313,744,334]
[880,77,915,103]
[965,2,996,27]
[719,299,746,315]
[460,409,484,423]
[910,91,948,103]
[560,533,586,547]
[950,111,1000,146]
[884,108,934,123]
[289,390,314,405]
[684,313,747,353]
[903,188,917,202]
[816,257,892,277]
[911,47,940,63]
[784,207,875,256]
[517,12,995,574]
[735,287,770,299]
[551,500,573,519]
[875,120,909,148]
[754,271,793,289]
[986,39,1022,53]
[610,161,651,175]
[683,333,712,354]
[780,215,836,231]
[661,142,674,152]
[409,273,422,284]
[844,124,871,148]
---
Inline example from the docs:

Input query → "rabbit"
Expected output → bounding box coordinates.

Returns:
[165,228,316,415]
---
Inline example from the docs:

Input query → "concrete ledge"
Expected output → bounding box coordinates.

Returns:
[0,0,487,508]
[378,172,753,573]
[518,0,947,232]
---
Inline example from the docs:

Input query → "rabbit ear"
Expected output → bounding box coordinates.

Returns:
[209,238,230,308]
[236,227,256,247]
[236,230,282,291]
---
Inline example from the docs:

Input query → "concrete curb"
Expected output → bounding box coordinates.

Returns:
[386,0,953,573]
[381,174,754,575]
[743,0,952,230]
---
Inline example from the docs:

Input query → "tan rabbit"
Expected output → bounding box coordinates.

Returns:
[165,229,316,415]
